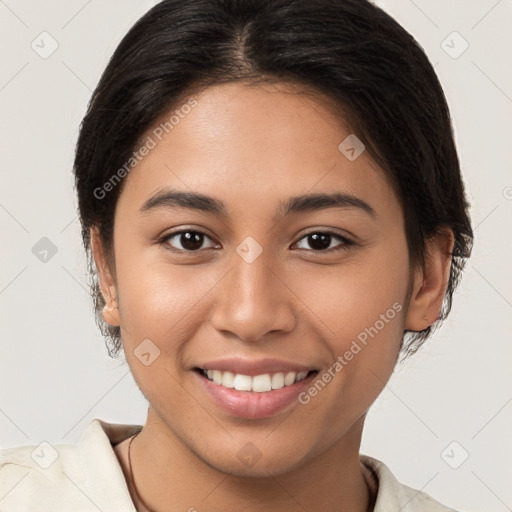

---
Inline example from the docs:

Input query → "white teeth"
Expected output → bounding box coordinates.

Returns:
[233,374,252,391]
[284,372,296,386]
[252,374,272,393]
[221,371,235,389]
[271,372,285,389]
[295,371,308,382]
[212,370,223,385]
[201,369,311,391]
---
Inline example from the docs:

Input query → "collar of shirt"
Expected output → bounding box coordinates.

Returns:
[0,418,458,512]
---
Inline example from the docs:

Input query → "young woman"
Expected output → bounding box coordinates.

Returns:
[0,0,473,510]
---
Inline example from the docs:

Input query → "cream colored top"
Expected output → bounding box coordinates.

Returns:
[0,418,460,511]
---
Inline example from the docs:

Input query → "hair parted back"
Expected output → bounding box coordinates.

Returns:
[73,0,473,361]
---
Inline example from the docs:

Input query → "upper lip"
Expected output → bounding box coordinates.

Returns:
[195,357,316,376]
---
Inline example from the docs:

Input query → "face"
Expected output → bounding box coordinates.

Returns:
[94,81,429,477]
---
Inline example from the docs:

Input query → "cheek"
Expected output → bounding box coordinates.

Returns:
[292,244,409,405]
[112,240,221,353]
[292,244,409,342]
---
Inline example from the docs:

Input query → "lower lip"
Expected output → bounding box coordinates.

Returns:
[194,370,317,420]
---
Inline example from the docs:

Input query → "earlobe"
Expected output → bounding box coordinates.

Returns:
[90,227,120,327]
[102,301,120,327]
[405,228,455,332]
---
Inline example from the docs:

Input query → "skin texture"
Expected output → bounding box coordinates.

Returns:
[92,81,454,512]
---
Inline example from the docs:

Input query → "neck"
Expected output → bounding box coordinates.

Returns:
[128,407,374,512]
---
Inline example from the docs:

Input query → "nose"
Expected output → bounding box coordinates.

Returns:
[210,244,297,342]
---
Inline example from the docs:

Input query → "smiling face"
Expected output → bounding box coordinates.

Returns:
[92,80,436,477]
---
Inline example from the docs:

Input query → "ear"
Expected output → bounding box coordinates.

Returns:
[405,227,455,331]
[90,227,120,327]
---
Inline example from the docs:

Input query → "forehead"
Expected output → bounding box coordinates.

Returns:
[116,81,397,218]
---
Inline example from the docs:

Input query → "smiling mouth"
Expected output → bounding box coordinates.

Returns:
[194,368,319,392]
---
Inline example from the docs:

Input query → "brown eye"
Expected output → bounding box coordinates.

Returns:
[162,230,217,252]
[294,231,353,252]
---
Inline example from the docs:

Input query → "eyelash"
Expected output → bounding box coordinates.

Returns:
[158,229,355,254]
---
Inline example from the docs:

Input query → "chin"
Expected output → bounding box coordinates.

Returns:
[201,449,307,479]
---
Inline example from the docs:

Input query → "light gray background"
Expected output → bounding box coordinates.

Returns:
[1,1,511,510]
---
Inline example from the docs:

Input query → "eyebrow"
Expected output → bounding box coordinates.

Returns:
[139,188,376,219]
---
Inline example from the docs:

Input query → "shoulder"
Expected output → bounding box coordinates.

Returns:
[0,435,87,510]
[0,418,141,512]
[361,454,464,512]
